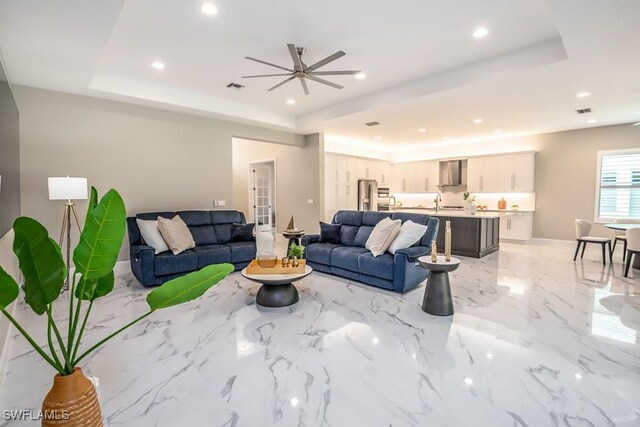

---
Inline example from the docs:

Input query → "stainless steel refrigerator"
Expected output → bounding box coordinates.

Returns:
[357,179,378,212]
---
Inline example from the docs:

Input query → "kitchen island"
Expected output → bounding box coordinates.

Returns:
[394,208,500,258]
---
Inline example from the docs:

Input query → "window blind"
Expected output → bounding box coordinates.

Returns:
[598,152,640,219]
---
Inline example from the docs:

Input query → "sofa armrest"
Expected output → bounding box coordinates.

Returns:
[301,234,320,246]
[394,246,429,263]
[130,244,157,286]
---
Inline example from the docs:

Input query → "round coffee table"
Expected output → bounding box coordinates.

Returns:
[418,256,460,316]
[241,265,313,308]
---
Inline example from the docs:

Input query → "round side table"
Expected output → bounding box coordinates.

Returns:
[418,256,460,316]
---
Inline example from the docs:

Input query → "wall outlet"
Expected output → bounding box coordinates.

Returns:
[307,199,314,204]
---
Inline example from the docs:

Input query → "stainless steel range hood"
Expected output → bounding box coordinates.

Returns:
[438,159,467,187]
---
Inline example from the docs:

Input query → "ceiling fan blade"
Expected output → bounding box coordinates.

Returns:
[300,78,310,95]
[245,56,293,72]
[267,76,296,91]
[306,75,344,90]
[310,70,361,76]
[306,51,346,72]
[242,73,292,78]
[287,43,304,71]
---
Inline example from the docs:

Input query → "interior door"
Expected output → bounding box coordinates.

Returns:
[252,165,273,232]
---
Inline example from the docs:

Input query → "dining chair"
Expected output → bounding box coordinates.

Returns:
[624,228,640,277]
[611,219,640,261]
[573,219,612,265]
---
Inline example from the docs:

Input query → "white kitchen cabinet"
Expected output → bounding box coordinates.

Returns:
[422,161,439,192]
[374,161,390,186]
[467,156,498,192]
[357,159,374,180]
[389,161,439,193]
[496,153,535,192]
[325,154,338,183]
[499,212,533,241]
[390,163,405,193]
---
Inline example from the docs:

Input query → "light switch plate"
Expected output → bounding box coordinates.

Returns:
[218,200,226,207]
[307,199,314,204]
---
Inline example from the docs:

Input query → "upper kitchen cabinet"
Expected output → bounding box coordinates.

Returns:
[374,161,390,186]
[390,161,439,193]
[469,152,535,192]
[357,158,374,180]
[467,156,498,192]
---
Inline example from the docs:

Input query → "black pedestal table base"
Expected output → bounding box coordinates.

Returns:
[422,271,454,316]
[256,282,300,308]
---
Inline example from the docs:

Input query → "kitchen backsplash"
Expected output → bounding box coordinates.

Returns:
[392,189,536,211]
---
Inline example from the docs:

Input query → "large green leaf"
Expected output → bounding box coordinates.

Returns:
[73,189,126,280]
[146,263,234,311]
[0,266,19,309]
[75,271,115,301]
[85,186,98,219]
[13,217,66,315]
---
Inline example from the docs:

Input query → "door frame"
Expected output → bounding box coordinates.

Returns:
[248,159,277,232]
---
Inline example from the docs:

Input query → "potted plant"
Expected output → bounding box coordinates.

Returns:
[0,188,233,426]
[463,191,477,214]
[287,243,305,267]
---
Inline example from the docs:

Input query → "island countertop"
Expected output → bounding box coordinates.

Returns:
[392,208,502,219]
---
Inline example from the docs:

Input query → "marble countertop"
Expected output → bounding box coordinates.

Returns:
[393,208,501,218]
[393,206,534,216]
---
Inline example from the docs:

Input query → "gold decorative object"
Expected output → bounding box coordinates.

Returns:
[256,255,278,268]
[431,240,438,262]
[286,215,298,232]
[445,220,452,262]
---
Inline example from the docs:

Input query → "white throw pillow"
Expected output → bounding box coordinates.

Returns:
[388,220,428,254]
[136,219,170,254]
[157,215,196,255]
[366,218,402,257]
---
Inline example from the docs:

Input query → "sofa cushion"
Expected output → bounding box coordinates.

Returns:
[362,211,392,226]
[157,216,196,255]
[334,211,363,226]
[136,219,170,254]
[319,222,341,244]
[358,252,395,281]
[340,225,360,246]
[178,210,212,226]
[366,218,401,257]
[306,243,341,265]
[154,250,198,276]
[354,226,374,247]
[189,225,218,246]
[388,220,428,254]
[213,224,233,244]
[332,246,369,272]
[231,223,255,242]
[193,245,232,268]
[211,210,243,225]
[227,241,256,263]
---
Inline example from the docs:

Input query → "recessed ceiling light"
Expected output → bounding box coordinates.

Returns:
[494,129,502,133]
[286,99,296,105]
[587,119,596,124]
[473,118,483,124]
[576,91,591,98]
[201,2,218,15]
[355,72,366,80]
[418,128,426,133]
[473,27,489,38]
[374,136,382,140]
[151,61,165,70]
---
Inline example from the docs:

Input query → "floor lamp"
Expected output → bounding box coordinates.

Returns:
[48,176,88,291]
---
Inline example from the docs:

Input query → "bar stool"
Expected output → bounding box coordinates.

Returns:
[573,219,612,265]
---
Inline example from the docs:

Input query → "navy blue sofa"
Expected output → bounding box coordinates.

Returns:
[302,211,439,293]
[127,210,255,287]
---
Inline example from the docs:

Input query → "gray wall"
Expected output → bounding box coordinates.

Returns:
[0,63,20,235]
[14,85,306,260]
[532,124,640,240]
[232,135,323,234]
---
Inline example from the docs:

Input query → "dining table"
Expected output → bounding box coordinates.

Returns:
[603,223,640,269]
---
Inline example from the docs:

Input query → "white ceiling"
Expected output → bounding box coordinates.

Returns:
[0,0,638,148]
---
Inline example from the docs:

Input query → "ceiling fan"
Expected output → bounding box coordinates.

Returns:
[243,44,361,95]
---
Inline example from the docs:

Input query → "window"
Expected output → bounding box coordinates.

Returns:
[595,149,640,222]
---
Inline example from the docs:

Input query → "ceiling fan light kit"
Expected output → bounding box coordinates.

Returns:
[243,43,361,95]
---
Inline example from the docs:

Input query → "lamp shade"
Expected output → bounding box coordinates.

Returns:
[48,177,88,200]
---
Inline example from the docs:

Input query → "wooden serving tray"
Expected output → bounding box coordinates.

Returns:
[246,259,306,275]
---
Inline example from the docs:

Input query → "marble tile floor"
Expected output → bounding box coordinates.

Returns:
[0,241,638,426]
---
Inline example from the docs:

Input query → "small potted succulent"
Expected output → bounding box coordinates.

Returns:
[287,243,305,267]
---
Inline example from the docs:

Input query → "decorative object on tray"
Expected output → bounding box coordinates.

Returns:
[256,255,278,268]
[246,259,307,275]
[498,198,507,210]
[283,216,305,247]
[445,220,452,262]
[0,188,233,427]
[463,191,477,214]
[286,216,298,232]
[431,240,438,262]
[288,243,305,267]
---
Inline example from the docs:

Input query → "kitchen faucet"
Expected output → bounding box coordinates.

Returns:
[434,192,442,213]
